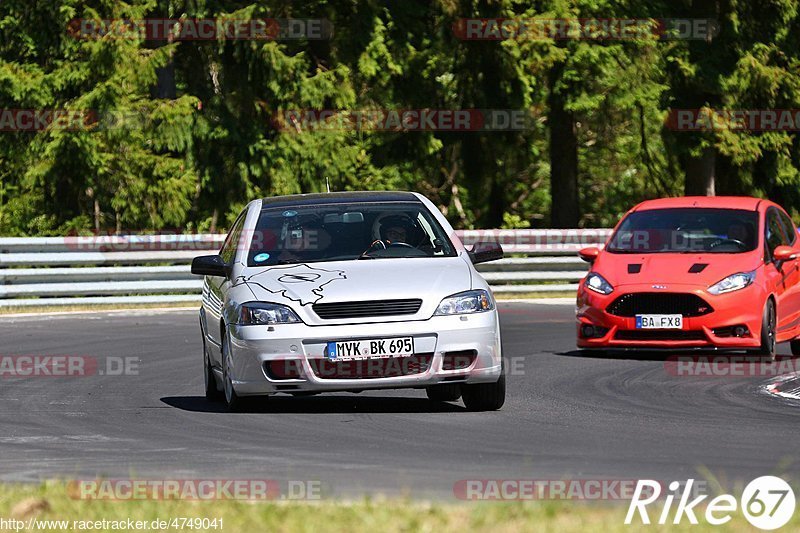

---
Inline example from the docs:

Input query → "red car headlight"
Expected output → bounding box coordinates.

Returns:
[585,273,614,295]
[707,271,755,295]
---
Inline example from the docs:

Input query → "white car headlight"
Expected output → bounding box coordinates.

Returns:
[707,271,755,295]
[239,302,301,325]
[434,290,494,315]
[585,272,614,295]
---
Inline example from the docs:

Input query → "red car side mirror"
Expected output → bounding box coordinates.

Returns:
[578,246,600,263]
[773,245,798,262]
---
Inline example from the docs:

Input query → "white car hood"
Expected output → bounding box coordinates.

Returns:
[238,256,473,325]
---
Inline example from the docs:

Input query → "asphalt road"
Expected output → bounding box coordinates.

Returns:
[1,303,799,499]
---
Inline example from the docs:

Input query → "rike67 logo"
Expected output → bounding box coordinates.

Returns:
[626,476,795,530]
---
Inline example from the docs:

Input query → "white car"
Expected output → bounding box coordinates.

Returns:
[191,191,505,411]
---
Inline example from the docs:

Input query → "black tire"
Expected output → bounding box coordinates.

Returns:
[222,332,246,412]
[425,384,462,402]
[760,299,777,362]
[461,367,506,412]
[204,350,223,401]
[201,317,223,401]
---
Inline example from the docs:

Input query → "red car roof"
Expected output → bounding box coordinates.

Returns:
[632,196,764,212]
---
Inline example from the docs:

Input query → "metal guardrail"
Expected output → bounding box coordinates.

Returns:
[0,230,608,307]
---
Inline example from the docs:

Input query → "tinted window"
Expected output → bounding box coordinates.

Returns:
[219,211,247,264]
[766,209,789,259]
[778,209,797,245]
[247,202,455,266]
[607,208,759,254]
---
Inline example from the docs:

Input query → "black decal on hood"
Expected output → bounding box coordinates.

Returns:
[241,264,346,306]
[279,272,321,283]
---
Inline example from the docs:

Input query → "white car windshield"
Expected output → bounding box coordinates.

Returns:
[246,201,456,266]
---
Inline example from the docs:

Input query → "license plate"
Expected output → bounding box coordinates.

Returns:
[635,314,683,329]
[325,337,414,361]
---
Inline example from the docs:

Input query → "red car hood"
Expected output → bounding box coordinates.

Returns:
[592,251,763,288]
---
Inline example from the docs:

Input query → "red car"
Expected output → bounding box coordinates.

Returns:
[576,196,800,358]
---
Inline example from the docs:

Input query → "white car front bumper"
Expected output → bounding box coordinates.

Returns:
[225,311,502,395]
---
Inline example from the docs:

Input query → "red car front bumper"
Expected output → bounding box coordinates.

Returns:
[576,282,765,349]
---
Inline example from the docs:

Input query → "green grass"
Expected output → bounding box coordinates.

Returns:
[0,482,792,532]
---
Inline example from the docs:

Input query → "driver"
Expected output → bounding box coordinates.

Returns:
[379,214,420,246]
[727,222,748,243]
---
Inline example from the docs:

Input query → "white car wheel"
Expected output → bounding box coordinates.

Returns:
[222,332,245,412]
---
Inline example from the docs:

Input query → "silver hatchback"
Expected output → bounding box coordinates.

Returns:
[191,191,505,411]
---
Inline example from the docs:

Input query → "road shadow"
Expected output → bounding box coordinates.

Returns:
[558,349,799,363]
[160,394,468,414]
[558,349,683,361]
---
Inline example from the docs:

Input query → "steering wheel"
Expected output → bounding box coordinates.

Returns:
[387,242,415,249]
[359,239,386,258]
[709,238,747,250]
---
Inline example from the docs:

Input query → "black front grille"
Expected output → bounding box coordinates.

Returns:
[614,330,707,341]
[442,350,477,370]
[606,293,713,317]
[712,325,750,338]
[313,299,422,319]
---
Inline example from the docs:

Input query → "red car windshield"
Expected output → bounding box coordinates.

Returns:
[606,208,759,254]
